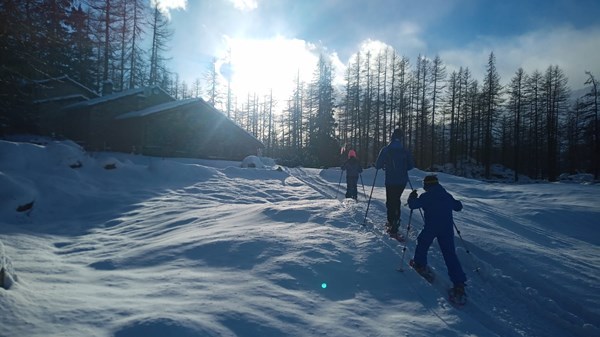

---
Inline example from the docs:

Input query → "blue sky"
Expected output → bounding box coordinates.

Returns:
[162,0,600,100]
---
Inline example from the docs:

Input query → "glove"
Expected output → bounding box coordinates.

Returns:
[409,190,418,199]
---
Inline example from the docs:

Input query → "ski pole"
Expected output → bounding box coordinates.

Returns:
[335,169,343,199]
[453,220,482,275]
[359,173,367,200]
[362,169,378,225]
[398,209,414,271]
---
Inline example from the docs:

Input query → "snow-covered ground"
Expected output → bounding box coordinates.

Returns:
[1,138,599,337]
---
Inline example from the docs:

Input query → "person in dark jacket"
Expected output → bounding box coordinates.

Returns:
[341,149,362,200]
[375,127,415,237]
[407,175,467,296]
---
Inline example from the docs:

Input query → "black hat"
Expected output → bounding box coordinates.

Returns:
[423,175,439,187]
[391,128,402,140]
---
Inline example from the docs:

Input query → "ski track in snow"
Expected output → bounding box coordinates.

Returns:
[289,168,509,336]
[293,167,560,336]
[295,167,599,337]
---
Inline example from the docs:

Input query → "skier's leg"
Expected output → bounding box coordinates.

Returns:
[349,176,358,198]
[438,235,467,285]
[345,178,352,198]
[386,185,403,230]
[385,186,397,224]
[413,229,435,267]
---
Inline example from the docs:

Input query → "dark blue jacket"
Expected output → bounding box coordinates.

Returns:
[341,157,362,177]
[375,139,415,186]
[408,184,462,236]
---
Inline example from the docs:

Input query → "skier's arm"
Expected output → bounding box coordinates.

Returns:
[407,190,423,209]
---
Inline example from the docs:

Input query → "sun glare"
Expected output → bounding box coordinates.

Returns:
[222,37,320,102]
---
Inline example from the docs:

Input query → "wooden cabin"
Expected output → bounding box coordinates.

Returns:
[28,76,263,160]
[28,76,99,136]
[113,98,263,160]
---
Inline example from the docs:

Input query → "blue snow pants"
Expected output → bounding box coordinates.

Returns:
[413,228,467,286]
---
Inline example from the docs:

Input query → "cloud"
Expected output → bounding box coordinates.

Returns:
[388,21,427,54]
[227,0,258,11]
[440,25,600,90]
[153,0,187,19]
[328,51,346,88]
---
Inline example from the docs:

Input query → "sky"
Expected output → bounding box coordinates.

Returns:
[1,136,599,336]
[158,0,600,102]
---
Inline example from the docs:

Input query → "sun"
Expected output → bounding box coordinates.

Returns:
[220,36,320,102]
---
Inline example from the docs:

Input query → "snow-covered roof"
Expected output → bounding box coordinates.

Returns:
[116,98,201,120]
[61,86,171,110]
[115,97,264,147]
[32,94,90,105]
[61,87,144,110]
[32,75,99,98]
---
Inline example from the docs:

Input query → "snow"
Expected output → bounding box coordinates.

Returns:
[61,86,161,110]
[1,138,599,337]
[116,98,200,120]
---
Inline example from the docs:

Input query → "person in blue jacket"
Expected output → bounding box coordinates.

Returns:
[341,149,362,200]
[375,127,415,237]
[407,175,467,296]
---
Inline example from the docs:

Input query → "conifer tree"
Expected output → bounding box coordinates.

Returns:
[507,68,527,181]
[481,52,503,178]
[148,2,172,86]
[66,4,96,89]
[543,65,570,181]
[308,54,337,167]
[583,72,599,178]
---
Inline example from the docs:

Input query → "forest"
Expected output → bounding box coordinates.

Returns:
[0,1,598,181]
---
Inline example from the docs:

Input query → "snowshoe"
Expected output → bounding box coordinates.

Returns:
[389,232,405,242]
[448,285,467,306]
[409,259,435,283]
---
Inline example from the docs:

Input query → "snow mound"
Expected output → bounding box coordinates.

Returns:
[114,317,207,337]
[147,159,219,182]
[241,155,277,169]
[559,173,595,184]
[0,139,88,171]
[0,171,36,216]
